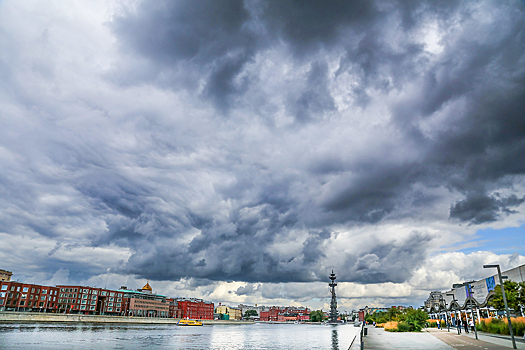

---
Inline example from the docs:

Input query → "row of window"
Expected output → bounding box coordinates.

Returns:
[0,299,50,307]
[0,285,57,295]
[59,288,122,298]
[0,292,56,302]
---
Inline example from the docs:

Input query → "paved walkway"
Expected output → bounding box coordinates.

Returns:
[363,326,454,349]
[428,327,525,349]
[363,326,525,350]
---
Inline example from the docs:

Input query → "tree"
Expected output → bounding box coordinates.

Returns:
[387,307,401,321]
[405,309,428,332]
[488,281,522,313]
[244,309,258,318]
[309,310,325,322]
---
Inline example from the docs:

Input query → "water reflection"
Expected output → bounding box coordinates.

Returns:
[331,327,339,350]
[0,322,360,350]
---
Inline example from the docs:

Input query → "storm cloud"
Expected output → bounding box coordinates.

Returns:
[0,0,525,308]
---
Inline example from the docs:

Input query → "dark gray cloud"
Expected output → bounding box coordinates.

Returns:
[0,0,524,297]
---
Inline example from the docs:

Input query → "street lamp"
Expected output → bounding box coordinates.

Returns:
[439,295,450,332]
[484,264,517,349]
[447,293,460,334]
[464,283,478,340]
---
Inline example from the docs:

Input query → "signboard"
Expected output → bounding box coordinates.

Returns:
[486,276,496,292]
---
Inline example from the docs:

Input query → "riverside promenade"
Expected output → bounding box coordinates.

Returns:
[0,311,252,325]
[364,325,525,350]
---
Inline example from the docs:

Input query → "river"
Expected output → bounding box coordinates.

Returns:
[0,322,360,349]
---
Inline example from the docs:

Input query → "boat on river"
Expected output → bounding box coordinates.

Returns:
[177,319,203,326]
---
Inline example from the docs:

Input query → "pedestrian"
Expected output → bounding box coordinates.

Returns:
[456,317,461,334]
[437,319,440,329]
[469,319,474,332]
[463,318,469,333]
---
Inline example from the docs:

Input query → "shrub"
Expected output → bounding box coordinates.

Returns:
[427,319,438,327]
[397,321,411,332]
[383,321,399,332]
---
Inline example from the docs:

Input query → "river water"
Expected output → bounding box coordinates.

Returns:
[0,322,360,349]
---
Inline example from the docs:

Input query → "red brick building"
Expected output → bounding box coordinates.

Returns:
[56,285,125,315]
[0,281,59,312]
[260,306,310,322]
[176,298,214,320]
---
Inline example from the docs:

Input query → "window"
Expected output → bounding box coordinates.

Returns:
[53,297,56,301]
[107,307,112,312]
[118,293,122,297]
[11,286,15,291]
[60,288,65,292]
[101,291,107,296]
[90,300,96,305]
[0,285,6,291]
[83,289,88,294]
[8,293,12,298]
[36,289,40,293]
[42,289,47,294]
[80,305,86,310]
[0,300,3,305]
[116,303,121,307]
[0,292,5,298]
[109,297,114,301]
[40,296,46,301]
[32,288,35,293]
[22,287,28,293]
[74,289,78,293]
[39,302,44,307]
[108,302,113,306]
[90,306,95,310]
[117,298,122,302]
[20,300,25,306]
[68,294,72,298]
[92,291,98,295]
[21,294,27,299]
[110,292,115,297]
[17,287,20,292]
[116,308,120,312]
[82,295,88,299]
[81,300,87,305]
[91,295,97,300]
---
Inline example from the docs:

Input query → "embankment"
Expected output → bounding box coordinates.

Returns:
[0,312,252,325]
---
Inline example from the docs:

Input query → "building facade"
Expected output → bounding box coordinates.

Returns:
[215,305,242,320]
[177,298,214,320]
[118,282,170,317]
[56,285,124,315]
[0,281,59,312]
[259,306,310,322]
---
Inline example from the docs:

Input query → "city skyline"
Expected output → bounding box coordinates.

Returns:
[0,0,524,312]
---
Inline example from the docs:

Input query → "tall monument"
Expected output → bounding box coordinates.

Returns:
[328,270,339,322]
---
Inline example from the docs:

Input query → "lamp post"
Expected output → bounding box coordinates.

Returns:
[447,293,459,334]
[465,283,478,340]
[440,295,450,332]
[484,264,516,349]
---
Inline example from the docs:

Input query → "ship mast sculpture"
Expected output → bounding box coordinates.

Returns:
[328,270,339,323]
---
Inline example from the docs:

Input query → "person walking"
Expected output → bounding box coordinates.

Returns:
[462,318,469,333]
[455,316,461,334]
[469,318,475,332]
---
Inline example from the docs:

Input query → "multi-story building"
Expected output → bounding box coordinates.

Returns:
[167,297,182,318]
[0,269,12,282]
[0,281,59,312]
[56,285,124,315]
[237,304,269,317]
[118,282,170,317]
[259,306,311,322]
[215,305,242,320]
[177,298,214,320]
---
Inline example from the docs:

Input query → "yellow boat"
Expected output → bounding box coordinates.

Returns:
[177,319,203,326]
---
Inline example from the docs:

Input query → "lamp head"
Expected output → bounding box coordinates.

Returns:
[483,264,498,268]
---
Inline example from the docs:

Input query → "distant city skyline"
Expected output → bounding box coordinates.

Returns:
[0,0,524,312]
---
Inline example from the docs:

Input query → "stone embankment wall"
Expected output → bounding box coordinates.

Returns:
[0,312,252,325]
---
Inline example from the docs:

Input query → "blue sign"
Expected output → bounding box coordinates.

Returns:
[486,276,496,292]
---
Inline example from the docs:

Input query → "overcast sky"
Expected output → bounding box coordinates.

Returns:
[1,0,525,311]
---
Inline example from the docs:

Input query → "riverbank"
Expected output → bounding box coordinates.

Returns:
[0,311,253,325]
